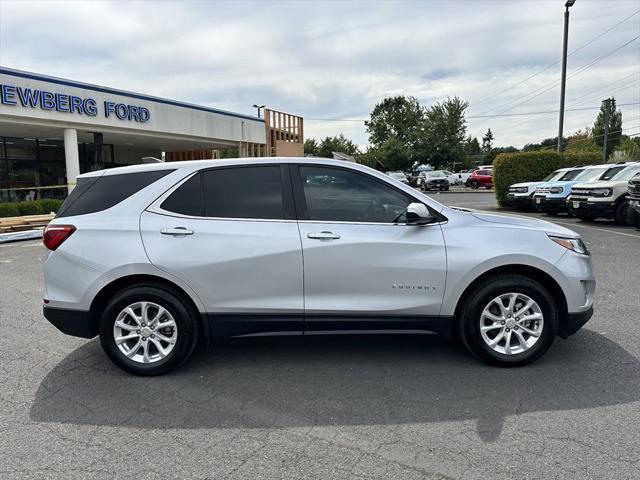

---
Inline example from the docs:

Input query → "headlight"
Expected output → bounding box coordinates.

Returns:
[591,188,612,197]
[549,235,590,255]
[549,187,564,194]
[509,187,528,193]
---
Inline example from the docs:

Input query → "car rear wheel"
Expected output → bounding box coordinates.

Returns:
[99,285,199,375]
[457,274,558,367]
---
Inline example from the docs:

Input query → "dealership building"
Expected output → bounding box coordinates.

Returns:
[0,67,303,202]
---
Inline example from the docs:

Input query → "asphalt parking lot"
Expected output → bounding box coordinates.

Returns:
[1,192,639,480]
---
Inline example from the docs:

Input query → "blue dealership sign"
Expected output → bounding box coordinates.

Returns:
[0,83,150,122]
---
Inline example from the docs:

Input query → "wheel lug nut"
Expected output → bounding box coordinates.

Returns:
[141,323,146,327]
[136,330,140,334]
[506,328,510,332]
[514,326,519,330]
[151,334,155,338]
[501,321,505,325]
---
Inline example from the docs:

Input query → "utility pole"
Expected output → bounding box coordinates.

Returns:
[602,98,611,162]
[557,0,576,152]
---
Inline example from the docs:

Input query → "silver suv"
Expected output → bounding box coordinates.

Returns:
[42,158,595,375]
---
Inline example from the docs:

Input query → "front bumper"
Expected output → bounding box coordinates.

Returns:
[43,305,97,338]
[628,197,640,214]
[505,193,532,208]
[559,307,594,338]
[533,195,566,213]
[566,197,612,218]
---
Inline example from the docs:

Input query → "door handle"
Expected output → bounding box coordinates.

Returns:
[307,231,341,240]
[160,227,194,236]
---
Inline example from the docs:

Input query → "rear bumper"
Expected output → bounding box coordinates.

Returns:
[559,307,594,338]
[43,305,97,339]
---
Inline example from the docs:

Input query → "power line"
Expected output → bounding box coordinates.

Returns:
[469,9,640,109]
[305,101,640,122]
[472,35,639,119]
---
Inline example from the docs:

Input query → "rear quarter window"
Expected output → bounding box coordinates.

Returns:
[56,169,174,218]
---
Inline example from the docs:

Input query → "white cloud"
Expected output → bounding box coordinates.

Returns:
[1,0,638,148]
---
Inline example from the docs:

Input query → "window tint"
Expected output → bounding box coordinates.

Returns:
[203,166,284,219]
[299,166,413,223]
[57,169,173,218]
[160,173,203,216]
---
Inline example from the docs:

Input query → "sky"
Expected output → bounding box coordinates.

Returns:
[0,0,638,149]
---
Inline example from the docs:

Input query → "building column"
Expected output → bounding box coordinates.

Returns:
[63,128,80,193]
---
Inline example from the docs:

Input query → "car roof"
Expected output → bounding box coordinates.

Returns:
[78,156,365,179]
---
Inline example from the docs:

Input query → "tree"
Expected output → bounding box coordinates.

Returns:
[482,128,494,155]
[564,128,600,155]
[593,97,623,159]
[365,96,424,149]
[463,135,482,168]
[304,138,319,156]
[304,134,359,158]
[420,97,469,169]
[615,135,640,160]
[372,138,412,171]
[523,137,560,152]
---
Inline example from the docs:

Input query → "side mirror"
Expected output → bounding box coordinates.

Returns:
[405,202,436,224]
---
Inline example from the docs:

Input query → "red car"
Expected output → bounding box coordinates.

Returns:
[466,169,493,189]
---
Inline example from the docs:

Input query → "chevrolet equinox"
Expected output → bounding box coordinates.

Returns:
[42,158,595,375]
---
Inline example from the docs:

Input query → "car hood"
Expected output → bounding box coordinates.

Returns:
[471,211,578,237]
[572,180,624,189]
[511,181,545,189]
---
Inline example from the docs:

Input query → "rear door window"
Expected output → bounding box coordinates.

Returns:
[57,169,174,218]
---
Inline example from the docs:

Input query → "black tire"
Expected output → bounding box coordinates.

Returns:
[456,274,558,367]
[470,181,479,190]
[577,215,595,222]
[99,284,199,375]
[614,200,628,226]
[545,210,558,216]
[626,204,639,228]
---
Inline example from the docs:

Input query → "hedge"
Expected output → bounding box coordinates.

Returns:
[493,150,603,206]
[0,199,64,218]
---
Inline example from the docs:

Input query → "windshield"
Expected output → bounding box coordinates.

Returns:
[600,166,625,181]
[429,172,445,177]
[542,170,564,182]
[613,165,640,181]
[573,166,609,182]
[559,168,583,181]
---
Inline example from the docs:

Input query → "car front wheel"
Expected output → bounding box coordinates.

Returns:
[457,274,558,367]
[99,285,199,375]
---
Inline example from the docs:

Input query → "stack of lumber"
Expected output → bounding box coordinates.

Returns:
[0,214,55,234]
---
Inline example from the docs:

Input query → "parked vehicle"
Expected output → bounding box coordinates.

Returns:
[466,169,493,189]
[532,163,628,215]
[567,163,640,224]
[456,169,473,185]
[419,171,450,191]
[387,171,409,184]
[438,170,462,185]
[43,158,595,375]
[625,171,640,228]
[506,167,584,210]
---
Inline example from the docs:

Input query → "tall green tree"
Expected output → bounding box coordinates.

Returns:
[482,128,494,155]
[420,97,469,168]
[304,138,319,156]
[365,96,424,149]
[593,97,623,159]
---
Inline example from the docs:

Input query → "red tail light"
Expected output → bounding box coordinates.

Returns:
[43,224,76,251]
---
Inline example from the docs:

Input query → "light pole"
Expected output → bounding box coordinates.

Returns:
[557,0,576,152]
[252,104,265,118]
